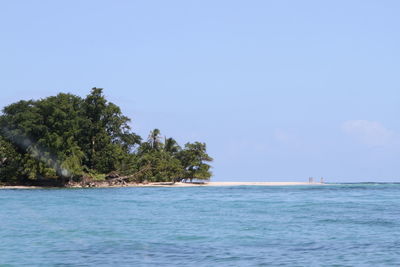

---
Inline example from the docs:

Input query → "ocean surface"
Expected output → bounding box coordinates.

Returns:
[1,184,400,266]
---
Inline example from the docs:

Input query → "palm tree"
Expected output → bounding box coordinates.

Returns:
[147,129,162,151]
[164,137,181,154]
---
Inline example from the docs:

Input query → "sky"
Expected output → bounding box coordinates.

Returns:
[1,1,399,182]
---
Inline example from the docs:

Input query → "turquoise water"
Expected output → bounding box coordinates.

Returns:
[1,184,400,266]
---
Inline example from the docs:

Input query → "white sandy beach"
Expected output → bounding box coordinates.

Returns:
[145,181,321,187]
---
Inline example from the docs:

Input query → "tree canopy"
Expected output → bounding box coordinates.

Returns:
[0,88,212,186]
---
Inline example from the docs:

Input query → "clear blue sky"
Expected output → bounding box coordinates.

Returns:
[1,1,399,182]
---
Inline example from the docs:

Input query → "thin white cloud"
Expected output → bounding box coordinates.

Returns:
[341,120,395,146]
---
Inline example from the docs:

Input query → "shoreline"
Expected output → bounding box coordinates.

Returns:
[0,181,324,189]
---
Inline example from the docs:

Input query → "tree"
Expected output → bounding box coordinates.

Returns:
[177,142,213,182]
[136,131,184,182]
[0,136,20,183]
[81,88,141,173]
[147,129,162,151]
[135,150,183,183]
[164,137,181,155]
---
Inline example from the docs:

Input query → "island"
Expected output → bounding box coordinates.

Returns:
[0,88,213,187]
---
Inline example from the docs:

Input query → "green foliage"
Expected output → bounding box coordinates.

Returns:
[177,142,213,181]
[80,88,141,173]
[0,136,21,183]
[135,132,213,183]
[164,137,181,155]
[135,150,184,182]
[0,88,212,185]
[87,172,106,181]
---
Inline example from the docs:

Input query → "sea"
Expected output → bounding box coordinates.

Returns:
[1,184,400,266]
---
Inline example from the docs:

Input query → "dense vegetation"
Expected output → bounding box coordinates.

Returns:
[0,88,212,186]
